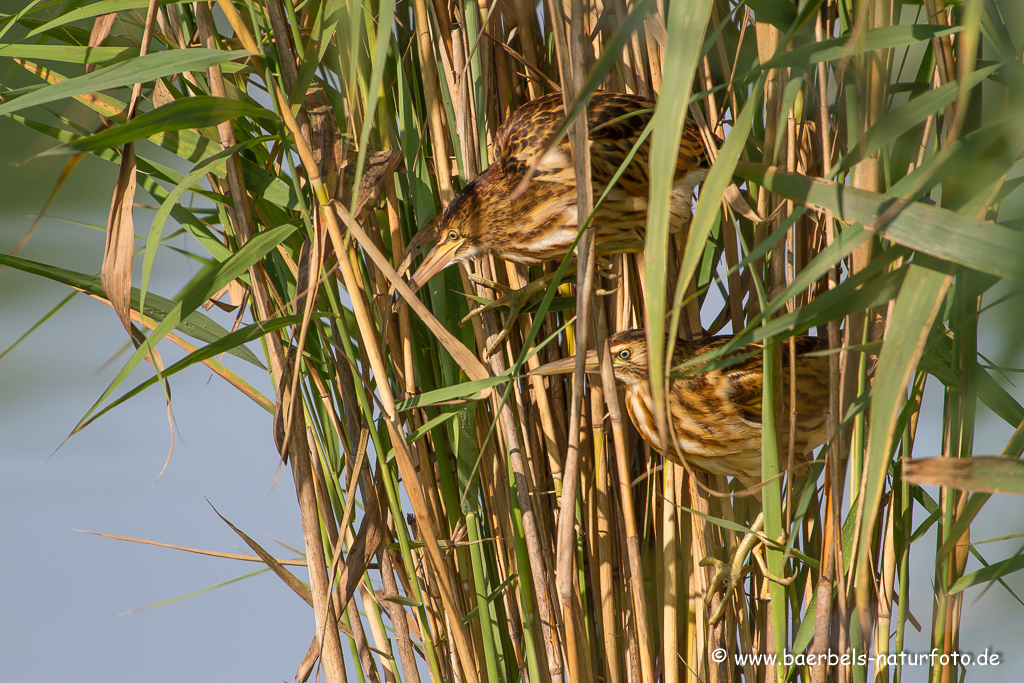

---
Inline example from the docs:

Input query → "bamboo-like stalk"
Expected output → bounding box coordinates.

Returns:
[7,1,1021,682]
[539,0,602,678]
[194,5,351,682]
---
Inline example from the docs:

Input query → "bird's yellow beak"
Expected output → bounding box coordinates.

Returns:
[407,238,464,292]
[530,349,602,376]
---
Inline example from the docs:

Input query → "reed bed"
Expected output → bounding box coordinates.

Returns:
[2,0,1023,681]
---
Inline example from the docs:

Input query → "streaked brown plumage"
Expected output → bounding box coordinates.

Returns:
[406,91,708,294]
[533,330,831,623]
[532,330,831,488]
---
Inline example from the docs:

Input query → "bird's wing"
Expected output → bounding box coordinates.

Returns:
[791,336,832,416]
[713,369,765,424]
[584,93,655,193]
[493,92,707,193]
[705,336,829,425]
[687,336,765,424]
[585,93,706,196]
[492,93,568,185]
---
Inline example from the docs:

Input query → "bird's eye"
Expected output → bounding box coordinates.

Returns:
[447,229,459,241]
[617,349,631,360]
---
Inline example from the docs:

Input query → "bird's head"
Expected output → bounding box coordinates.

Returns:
[530,330,650,387]
[407,173,503,292]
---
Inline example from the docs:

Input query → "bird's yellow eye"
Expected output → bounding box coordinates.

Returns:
[617,349,631,360]
[447,229,459,241]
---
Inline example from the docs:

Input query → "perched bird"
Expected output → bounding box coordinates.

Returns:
[531,330,831,622]
[532,330,830,484]
[404,92,709,355]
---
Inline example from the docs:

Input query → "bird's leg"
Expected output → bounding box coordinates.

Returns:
[700,518,760,626]
[701,512,794,625]
[595,255,617,278]
[461,242,640,356]
[590,240,643,293]
[749,533,796,600]
[461,263,578,357]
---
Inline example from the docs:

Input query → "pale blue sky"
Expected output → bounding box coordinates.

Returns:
[0,116,314,681]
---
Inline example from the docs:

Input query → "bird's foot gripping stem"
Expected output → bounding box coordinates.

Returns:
[701,513,795,626]
[460,274,553,357]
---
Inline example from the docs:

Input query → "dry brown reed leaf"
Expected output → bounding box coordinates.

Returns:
[102,0,159,338]
[340,206,491,382]
[293,638,321,683]
[84,12,117,74]
[903,456,1024,494]
[73,529,307,566]
[273,348,301,464]
[101,142,138,336]
[209,502,315,605]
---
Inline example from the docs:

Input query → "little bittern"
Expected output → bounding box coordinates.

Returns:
[405,92,708,355]
[532,330,831,622]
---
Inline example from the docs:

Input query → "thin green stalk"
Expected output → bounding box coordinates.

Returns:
[334,312,446,683]
[508,481,545,682]
[468,509,503,683]
[760,334,788,681]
